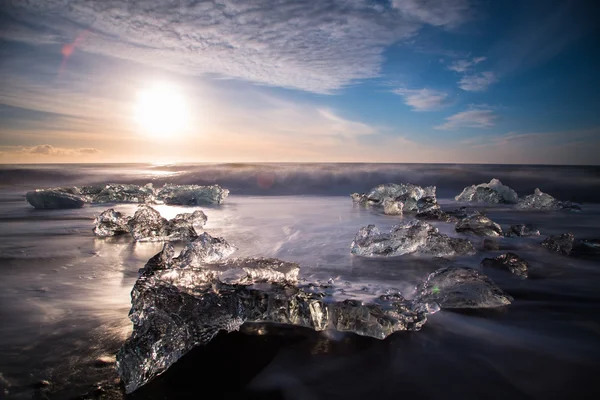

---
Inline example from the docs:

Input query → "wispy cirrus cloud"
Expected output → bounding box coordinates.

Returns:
[458,71,498,91]
[393,88,450,111]
[435,105,497,130]
[1,0,475,94]
[447,56,486,72]
[1,144,101,157]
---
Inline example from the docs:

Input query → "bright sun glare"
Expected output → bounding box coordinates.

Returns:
[134,83,189,137]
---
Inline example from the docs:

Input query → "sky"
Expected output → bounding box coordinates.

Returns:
[0,0,599,164]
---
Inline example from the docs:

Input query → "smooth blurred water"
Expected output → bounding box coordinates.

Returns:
[0,164,599,399]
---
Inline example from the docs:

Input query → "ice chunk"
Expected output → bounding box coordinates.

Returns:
[25,189,86,209]
[117,256,428,393]
[455,213,503,237]
[516,188,581,211]
[413,267,513,309]
[351,183,436,212]
[173,232,237,266]
[350,221,475,258]
[505,224,540,237]
[92,209,131,237]
[382,198,404,215]
[481,252,529,278]
[542,233,574,255]
[455,179,518,204]
[94,205,206,242]
[156,184,229,205]
[415,196,455,222]
[93,183,155,204]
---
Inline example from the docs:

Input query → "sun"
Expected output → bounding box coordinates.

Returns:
[134,83,189,137]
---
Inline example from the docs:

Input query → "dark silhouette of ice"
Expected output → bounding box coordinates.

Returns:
[93,205,207,242]
[517,189,581,211]
[455,212,503,237]
[455,179,518,204]
[505,224,540,237]
[542,233,575,255]
[481,253,529,278]
[25,183,228,209]
[25,189,86,209]
[413,267,513,309]
[350,221,475,257]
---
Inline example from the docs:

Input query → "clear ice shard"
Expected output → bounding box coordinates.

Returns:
[350,220,475,257]
[516,188,581,211]
[172,232,237,266]
[156,184,229,205]
[117,253,428,393]
[26,183,229,209]
[92,209,131,237]
[455,212,503,237]
[25,189,86,209]
[505,224,540,237]
[93,205,208,242]
[542,233,574,255]
[351,183,437,212]
[413,267,513,309]
[481,252,529,278]
[455,179,518,204]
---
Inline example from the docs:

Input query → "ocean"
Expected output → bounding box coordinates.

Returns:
[0,163,599,399]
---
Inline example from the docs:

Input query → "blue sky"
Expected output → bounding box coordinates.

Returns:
[0,0,599,164]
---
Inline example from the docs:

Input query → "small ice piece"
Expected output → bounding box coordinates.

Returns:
[350,183,436,212]
[93,184,155,204]
[173,232,237,266]
[413,267,513,309]
[383,198,404,215]
[455,179,518,204]
[127,205,170,241]
[156,184,229,205]
[350,221,475,258]
[541,233,574,255]
[93,209,131,237]
[117,256,428,393]
[415,197,454,222]
[142,243,175,274]
[505,224,540,237]
[516,188,581,211]
[481,252,529,278]
[482,238,500,251]
[25,189,86,209]
[455,213,503,237]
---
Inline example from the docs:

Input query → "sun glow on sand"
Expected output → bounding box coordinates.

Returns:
[134,83,189,137]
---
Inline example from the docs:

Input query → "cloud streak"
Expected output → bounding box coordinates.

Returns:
[2,0,474,93]
[435,106,497,130]
[447,56,486,72]
[393,88,450,111]
[458,71,497,91]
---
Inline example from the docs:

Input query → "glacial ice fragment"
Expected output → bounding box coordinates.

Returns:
[350,221,475,257]
[156,184,229,205]
[455,213,503,237]
[93,184,155,204]
[117,256,428,393]
[172,232,237,266]
[93,205,208,242]
[382,198,404,215]
[92,209,130,237]
[25,189,86,209]
[413,267,513,309]
[505,224,540,237]
[455,179,518,204]
[481,253,529,278]
[351,183,437,212]
[516,189,581,211]
[541,233,574,255]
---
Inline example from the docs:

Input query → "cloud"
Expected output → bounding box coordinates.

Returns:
[435,106,497,130]
[2,0,473,93]
[391,0,472,27]
[393,88,450,111]
[458,71,497,91]
[17,144,101,157]
[447,56,486,72]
